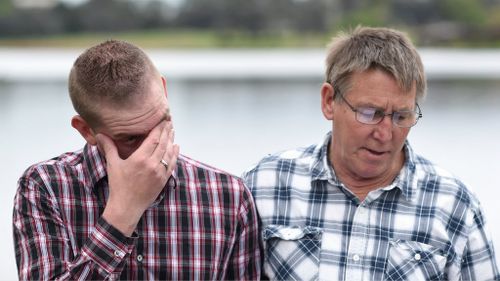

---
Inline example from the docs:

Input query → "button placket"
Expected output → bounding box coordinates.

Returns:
[345,204,370,279]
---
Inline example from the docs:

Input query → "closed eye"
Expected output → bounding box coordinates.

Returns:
[357,107,383,119]
[121,135,145,146]
[395,111,413,120]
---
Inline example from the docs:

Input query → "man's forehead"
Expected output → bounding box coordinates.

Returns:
[113,112,169,138]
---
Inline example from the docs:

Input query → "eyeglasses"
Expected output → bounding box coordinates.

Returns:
[338,94,422,128]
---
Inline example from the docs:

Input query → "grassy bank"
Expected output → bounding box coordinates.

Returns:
[2,28,499,49]
[0,29,331,48]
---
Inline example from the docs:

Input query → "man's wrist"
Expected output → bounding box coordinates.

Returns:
[101,205,141,237]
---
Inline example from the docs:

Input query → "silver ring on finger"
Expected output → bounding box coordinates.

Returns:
[160,159,169,170]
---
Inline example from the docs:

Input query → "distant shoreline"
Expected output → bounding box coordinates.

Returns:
[1,48,500,82]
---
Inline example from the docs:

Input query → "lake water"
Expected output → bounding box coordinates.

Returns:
[1,51,500,278]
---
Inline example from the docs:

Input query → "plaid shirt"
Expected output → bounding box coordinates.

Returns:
[242,132,499,281]
[13,144,261,280]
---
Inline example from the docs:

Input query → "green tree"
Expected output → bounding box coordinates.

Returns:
[439,0,486,25]
[336,0,391,30]
[0,0,13,16]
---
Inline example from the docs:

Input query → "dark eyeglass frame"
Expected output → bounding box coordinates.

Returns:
[337,94,423,128]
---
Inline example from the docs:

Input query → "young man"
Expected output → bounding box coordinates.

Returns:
[243,27,499,280]
[13,40,261,280]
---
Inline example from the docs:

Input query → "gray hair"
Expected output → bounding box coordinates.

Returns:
[325,26,426,101]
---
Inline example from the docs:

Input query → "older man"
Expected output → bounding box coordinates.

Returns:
[13,40,261,280]
[243,27,499,280]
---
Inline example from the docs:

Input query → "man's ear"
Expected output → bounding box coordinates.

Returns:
[321,82,335,120]
[71,115,97,146]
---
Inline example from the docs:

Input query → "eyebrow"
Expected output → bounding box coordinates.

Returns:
[354,101,385,110]
[356,101,415,112]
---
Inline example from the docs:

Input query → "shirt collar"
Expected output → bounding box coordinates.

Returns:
[392,141,418,201]
[81,144,108,190]
[310,131,336,182]
[311,131,418,201]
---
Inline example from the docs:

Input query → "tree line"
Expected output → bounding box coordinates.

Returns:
[1,0,500,46]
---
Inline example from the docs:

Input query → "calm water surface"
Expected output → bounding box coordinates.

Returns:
[1,78,499,278]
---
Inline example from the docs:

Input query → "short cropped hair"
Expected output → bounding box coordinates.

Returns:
[68,40,157,127]
[325,26,426,101]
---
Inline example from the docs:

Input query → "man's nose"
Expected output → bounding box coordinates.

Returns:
[373,115,393,141]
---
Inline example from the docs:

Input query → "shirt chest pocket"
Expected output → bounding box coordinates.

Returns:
[385,239,447,281]
[262,225,323,281]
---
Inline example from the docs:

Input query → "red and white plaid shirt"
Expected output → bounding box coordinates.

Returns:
[13,144,261,280]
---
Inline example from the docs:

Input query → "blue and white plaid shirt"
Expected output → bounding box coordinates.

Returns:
[242,132,499,281]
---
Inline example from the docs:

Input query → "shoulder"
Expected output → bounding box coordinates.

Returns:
[410,154,495,260]
[15,149,89,209]
[176,154,256,213]
[176,154,247,191]
[243,144,318,177]
[241,144,320,194]
[411,153,482,215]
[19,149,85,187]
[177,154,239,179]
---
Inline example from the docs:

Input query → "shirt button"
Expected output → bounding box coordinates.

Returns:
[137,254,143,262]
[352,254,360,262]
[414,253,421,261]
[113,250,122,257]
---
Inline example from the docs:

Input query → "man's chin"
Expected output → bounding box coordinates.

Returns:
[353,163,390,181]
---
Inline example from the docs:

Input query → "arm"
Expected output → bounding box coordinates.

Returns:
[225,183,262,280]
[460,205,500,280]
[13,121,180,280]
[13,176,134,280]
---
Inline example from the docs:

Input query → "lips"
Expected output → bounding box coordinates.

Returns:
[364,147,388,156]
